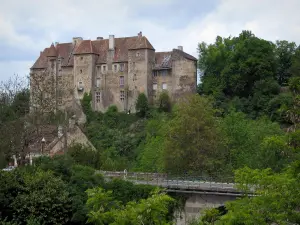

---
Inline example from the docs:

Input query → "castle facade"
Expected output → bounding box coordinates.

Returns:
[30,32,197,113]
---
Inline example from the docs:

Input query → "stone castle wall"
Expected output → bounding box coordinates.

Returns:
[31,46,197,114]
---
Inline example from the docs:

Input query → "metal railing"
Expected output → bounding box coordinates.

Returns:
[98,170,240,195]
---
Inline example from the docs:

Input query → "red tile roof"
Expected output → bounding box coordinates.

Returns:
[47,44,57,57]
[74,40,96,54]
[31,36,196,70]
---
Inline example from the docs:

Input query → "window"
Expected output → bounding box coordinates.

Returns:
[161,70,167,76]
[114,64,118,72]
[136,52,140,57]
[78,81,84,91]
[119,76,124,88]
[102,65,106,73]
[153,83,157,90]
[96,92,101,103]
[120,90,125,101]
[120,63,125,72]
[162,82,167,90]
[80,69,83,74]
[80,56,83,60]
[96,78,100,88]
[153,71,158,77]
[133,74,137,81]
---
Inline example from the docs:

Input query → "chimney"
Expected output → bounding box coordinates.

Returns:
[138,31,142,38]
[73,37,83,45]
[178,46,183,51]
[109,35,115,50]
[97,37,103,40]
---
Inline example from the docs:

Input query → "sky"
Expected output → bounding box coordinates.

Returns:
[0,0,300,82]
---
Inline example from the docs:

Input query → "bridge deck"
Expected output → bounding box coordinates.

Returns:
[98,171,244,196]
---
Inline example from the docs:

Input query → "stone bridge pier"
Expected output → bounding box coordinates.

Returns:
[174,192,237,225]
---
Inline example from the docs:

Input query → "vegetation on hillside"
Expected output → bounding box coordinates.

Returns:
[1,30,300,224]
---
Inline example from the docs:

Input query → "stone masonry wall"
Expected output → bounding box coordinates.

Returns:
[152,69,173,104]
[171,53,197,100]
[74,54,95,100]
[127,49,155,113]
[57,67,74,111]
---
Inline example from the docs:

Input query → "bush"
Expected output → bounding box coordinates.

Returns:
[104,179,155,204]
[158,91,172,112]
[67,143,99,168]
[135,93,149,117]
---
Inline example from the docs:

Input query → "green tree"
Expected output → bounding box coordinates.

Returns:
[135,93,149,117]
[275,40,297,85]
[86,187,175,225]
[221,111,284,170]
[1,169,72,225]
[67,143,99,168]
[217,166,300,224]
[163,94,226,176]
[158,91,171,112]
[198,31,279,118]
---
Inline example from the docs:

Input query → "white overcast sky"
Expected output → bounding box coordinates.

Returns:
[0,0,300,82]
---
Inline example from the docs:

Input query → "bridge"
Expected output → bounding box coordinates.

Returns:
[99,170,240,196]
[99,171,249,225]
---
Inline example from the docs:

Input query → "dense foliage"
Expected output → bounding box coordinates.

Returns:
[0,155,177,225]
[1,30,300,223]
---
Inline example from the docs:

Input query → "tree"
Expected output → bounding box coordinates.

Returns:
[67,143,99,168]
[275,40,297,85]
[163,94,226,176]
[216,166,300,224]
[158,91,171,112]
[86,187,175,225]
[135,93,149,117]
[198,31,279,118]
[0,168,72,224]
[220,111,284,170]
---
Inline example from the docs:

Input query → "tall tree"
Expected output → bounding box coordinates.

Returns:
[163,94,226,176]
[275,40,297,85]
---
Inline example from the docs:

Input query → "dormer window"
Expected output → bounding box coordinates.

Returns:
[114,64,118,73]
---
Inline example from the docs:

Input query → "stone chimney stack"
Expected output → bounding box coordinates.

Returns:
[109,35,115,50]
[72,37,83,45]
[178,46,183,51]
[97,37,103,40]
[138,31,142,38]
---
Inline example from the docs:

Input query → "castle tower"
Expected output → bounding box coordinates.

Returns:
[73,38,97,101]
[127,32,155,112]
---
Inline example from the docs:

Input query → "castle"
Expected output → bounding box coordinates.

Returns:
[30,32,197,113]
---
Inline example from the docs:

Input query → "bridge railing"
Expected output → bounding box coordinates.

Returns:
[98,170,239,193]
